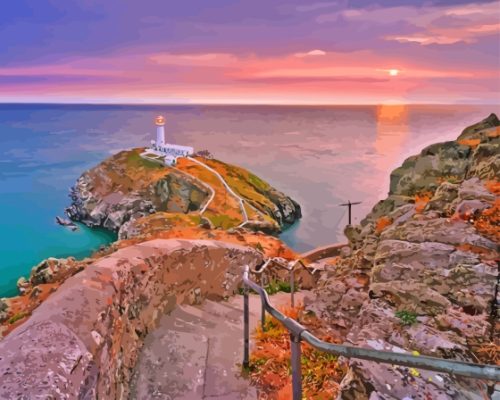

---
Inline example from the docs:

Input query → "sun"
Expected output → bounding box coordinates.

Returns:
[389,69,399,76]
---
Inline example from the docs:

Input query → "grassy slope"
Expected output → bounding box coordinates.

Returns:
[200,157,278,225]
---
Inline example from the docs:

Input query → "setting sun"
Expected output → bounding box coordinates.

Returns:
[389,69,399,76]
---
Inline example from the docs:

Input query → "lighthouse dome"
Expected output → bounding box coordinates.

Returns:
[155,115,166,126]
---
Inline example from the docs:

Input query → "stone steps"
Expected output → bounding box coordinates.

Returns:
[130,291,311,399]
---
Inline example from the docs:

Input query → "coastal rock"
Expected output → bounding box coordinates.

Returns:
[55,215,77,228]
[307,115,499,399]
[29,257,82,286]
[457,113,499,141]
[468,142,500,180]
[66,150,208,231]
[0,299,8,322]
[457,177,496,202]
[425,181,459,214]
[380,218,497,250]
[266,188,302,225]
[390,142,471,196]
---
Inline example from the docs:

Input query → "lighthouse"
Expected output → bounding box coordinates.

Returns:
[143,115,194,166]
[155,115,165,146]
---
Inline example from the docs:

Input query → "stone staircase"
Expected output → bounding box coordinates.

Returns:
[130,292,310,400]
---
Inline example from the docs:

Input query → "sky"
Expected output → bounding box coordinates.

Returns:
[0,0,499,104]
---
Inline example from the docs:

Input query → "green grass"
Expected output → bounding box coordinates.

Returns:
[395,310,418,326]
[237,279,292,296]
[265,279,292,295]
[204,213,239,230]
[126,151,163,169]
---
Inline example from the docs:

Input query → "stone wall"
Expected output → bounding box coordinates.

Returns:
[0,239,262,399]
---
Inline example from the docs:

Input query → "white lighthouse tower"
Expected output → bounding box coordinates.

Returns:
[142,114,194,166]
[155,115,166,147]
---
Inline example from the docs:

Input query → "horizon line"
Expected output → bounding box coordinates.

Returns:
[0,101,499,107]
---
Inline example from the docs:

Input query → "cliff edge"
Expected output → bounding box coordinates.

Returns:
[308,113,499,398]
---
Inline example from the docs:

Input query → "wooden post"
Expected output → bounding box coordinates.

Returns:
[340,200,362,225]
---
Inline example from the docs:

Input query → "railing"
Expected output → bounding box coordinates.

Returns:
[242,265,500,400]
[250,257,303,309]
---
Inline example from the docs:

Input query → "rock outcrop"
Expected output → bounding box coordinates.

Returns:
[0,239,263,399]
[308,114,499,399]
[65,150,208,233]
[65,149,301,238]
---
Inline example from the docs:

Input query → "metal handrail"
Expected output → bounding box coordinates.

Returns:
[242,266,500,400]
[250,257,308,310]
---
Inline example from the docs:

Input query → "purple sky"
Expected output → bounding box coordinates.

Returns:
[0,0,499,104]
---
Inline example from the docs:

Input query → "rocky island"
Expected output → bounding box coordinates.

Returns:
[0,115,498,399]
[65,149,301,238]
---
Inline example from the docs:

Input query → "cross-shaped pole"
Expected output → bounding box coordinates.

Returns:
[340,200,362,225]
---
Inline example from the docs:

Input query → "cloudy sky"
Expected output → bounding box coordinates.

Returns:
[1,0,499,104]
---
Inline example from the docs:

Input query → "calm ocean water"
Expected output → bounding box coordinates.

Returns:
[0,103,497,297]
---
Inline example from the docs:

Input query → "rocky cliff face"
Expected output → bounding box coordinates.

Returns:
[65,149,209,233]
[65,149,301,238]
[308,114,499,399]
[0,239,263,399]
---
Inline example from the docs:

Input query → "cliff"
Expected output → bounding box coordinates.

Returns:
[65,149,301,238]
[308,113,499,398]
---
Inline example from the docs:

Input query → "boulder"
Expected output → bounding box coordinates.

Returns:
[0,299,8,323]
[29,257,81,286]
[16,277,30,295]
[458,113,500,141]
[380,218,497,250]
[425,181,459,214]
[389,142,471,196]
[468,142,500,180]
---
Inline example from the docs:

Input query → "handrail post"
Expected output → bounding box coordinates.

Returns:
[243,279,250,369]
[290,267,295,308]
[290,333,302,400]
[261,301,266,332]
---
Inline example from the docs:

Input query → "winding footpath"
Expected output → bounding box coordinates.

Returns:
[185,157,270,229]
[187,157,249,226]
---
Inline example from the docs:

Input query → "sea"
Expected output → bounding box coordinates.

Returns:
[0,103,497,297]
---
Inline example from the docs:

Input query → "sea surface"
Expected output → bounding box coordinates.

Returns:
[0,103,497,297]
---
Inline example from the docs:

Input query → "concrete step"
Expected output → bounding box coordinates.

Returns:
[130,291,312,400]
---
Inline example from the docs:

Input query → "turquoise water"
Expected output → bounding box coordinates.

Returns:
[0,103,497,297]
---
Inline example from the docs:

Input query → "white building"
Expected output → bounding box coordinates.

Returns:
[148,115,194,166]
